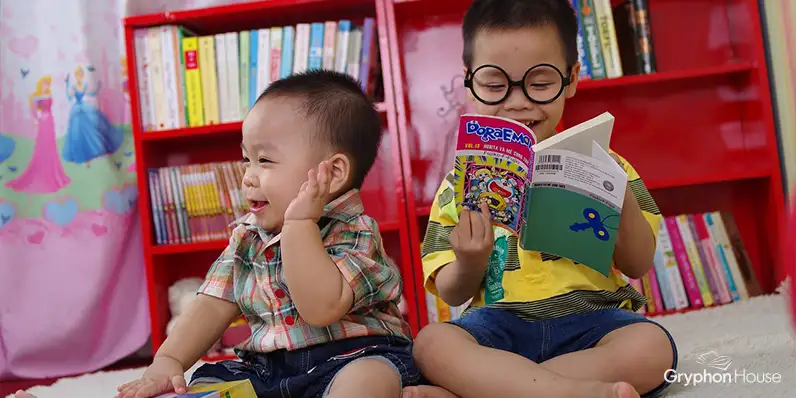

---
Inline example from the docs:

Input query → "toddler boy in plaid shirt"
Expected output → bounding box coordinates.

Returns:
[117,70,419,398]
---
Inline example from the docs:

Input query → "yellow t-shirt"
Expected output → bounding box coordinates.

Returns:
[421,151,663,321]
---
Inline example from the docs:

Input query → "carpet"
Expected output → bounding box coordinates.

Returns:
[7,286,796,398]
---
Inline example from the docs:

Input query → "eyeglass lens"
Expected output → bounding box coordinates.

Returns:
[470,65,564,104]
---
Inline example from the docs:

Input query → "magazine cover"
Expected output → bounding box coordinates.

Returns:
[451,114,537,233]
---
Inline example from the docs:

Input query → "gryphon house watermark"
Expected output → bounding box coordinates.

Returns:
[664,351,783,387]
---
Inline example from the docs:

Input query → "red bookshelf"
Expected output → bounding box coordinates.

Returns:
[383,0,788,324]
[122,0,422,359]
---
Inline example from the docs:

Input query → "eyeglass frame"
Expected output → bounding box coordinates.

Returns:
[463,63,574,105]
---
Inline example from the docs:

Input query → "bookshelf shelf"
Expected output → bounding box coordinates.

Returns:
[577,62,756,91]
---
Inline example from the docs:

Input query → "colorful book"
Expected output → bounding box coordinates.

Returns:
[452,112,626,276]
[154,380,256,397]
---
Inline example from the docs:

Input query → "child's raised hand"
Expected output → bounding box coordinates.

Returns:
[284,161,332,222]
[116,356,187,398]
[451,201,494,270]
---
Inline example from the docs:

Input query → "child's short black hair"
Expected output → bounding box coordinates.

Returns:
[255,70,382,189]
[462,0,579,71]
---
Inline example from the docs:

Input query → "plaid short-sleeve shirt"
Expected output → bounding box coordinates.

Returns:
[198,189,411,353]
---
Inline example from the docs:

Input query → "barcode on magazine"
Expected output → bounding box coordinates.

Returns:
[538,154,561,164]
[535,163,563,171]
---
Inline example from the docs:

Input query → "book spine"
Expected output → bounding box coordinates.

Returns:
[322,21,338,70]
[225,32,241,122]
[148,169,163,244]
[692,214,732,304]
[719,212,760,296]
[239,30,250,117]
[133,30,155,132]
[640,274,656,313]
[249,30,259,109]
[346,28,362,80]
[256,29,271,96]
[704,212,741,302]
[269,27,283,83]
[579,0,607,79]
[657,222,690,309]
[293,23,311,74]
[664,217,703,308]
[652,241,676,311]
[335,20,352,73]
[711,212,748,299]
[182,36,204,127]
[147,28,167,131]
[159,26,180,130]
[593,0,623,78]
[280,26,295,78]
[675,215,714,306]
[198,36,220,125]
[214,34,230,123]
[358,18,377,93]
[175,27,190,128]
[688,214,725,303]
[308,22,325,70]
[631,0,656,73]
[570,0,592,79]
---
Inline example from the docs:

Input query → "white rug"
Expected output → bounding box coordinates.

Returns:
[8,288,796,398]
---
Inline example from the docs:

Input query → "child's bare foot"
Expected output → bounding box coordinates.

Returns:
[402,385,460,398]
[611,382,640,398]
[14,390,37,398]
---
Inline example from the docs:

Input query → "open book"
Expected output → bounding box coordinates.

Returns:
[452,112,627,276]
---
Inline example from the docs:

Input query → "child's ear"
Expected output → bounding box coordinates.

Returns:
[565,62,581,99]
[326,153,352,195]
[463,66,475,102]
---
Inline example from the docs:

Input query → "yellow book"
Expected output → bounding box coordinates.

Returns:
[182,36,204,127]
[154,379,257,397]
[198,36,220,125]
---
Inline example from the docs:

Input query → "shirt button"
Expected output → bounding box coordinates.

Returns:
[285,315,295,326]
[274,289,286,298]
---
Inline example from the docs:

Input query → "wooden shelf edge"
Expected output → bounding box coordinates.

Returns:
[578,62,756,91]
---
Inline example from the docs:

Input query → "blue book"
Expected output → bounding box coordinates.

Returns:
[652,242,676,310]
[280,26,295,78]
[570,0,592,79]
[250,30,259,107]
[308,22,324,70]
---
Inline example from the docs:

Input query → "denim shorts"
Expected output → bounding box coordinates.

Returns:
[449,307,678,397]
[190,335,421,398]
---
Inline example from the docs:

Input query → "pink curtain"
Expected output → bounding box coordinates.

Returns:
[0,0,266,381]
[0,0,149,380]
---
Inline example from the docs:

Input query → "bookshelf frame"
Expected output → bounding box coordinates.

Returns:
[122,0,421,360]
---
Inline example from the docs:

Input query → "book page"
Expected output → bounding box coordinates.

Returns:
[531,146,627,212]
[452,114,536,233]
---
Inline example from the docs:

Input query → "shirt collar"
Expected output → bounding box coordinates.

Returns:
[229,189,364,243]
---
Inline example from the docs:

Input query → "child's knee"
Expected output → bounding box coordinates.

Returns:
[413,322,473,364]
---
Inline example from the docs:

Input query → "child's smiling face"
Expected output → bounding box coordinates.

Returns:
[466,25,580,142]
[240,97,327,232]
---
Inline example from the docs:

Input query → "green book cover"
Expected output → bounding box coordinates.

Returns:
[453,112,626,277]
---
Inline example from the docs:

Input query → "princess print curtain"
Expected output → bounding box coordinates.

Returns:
[0,0,283,380]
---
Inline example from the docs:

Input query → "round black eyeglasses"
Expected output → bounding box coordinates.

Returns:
[464,63,573,105]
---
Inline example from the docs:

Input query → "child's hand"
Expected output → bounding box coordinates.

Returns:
[451,201,494,270]
[284,161,331,222]
[117,356,187,398]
